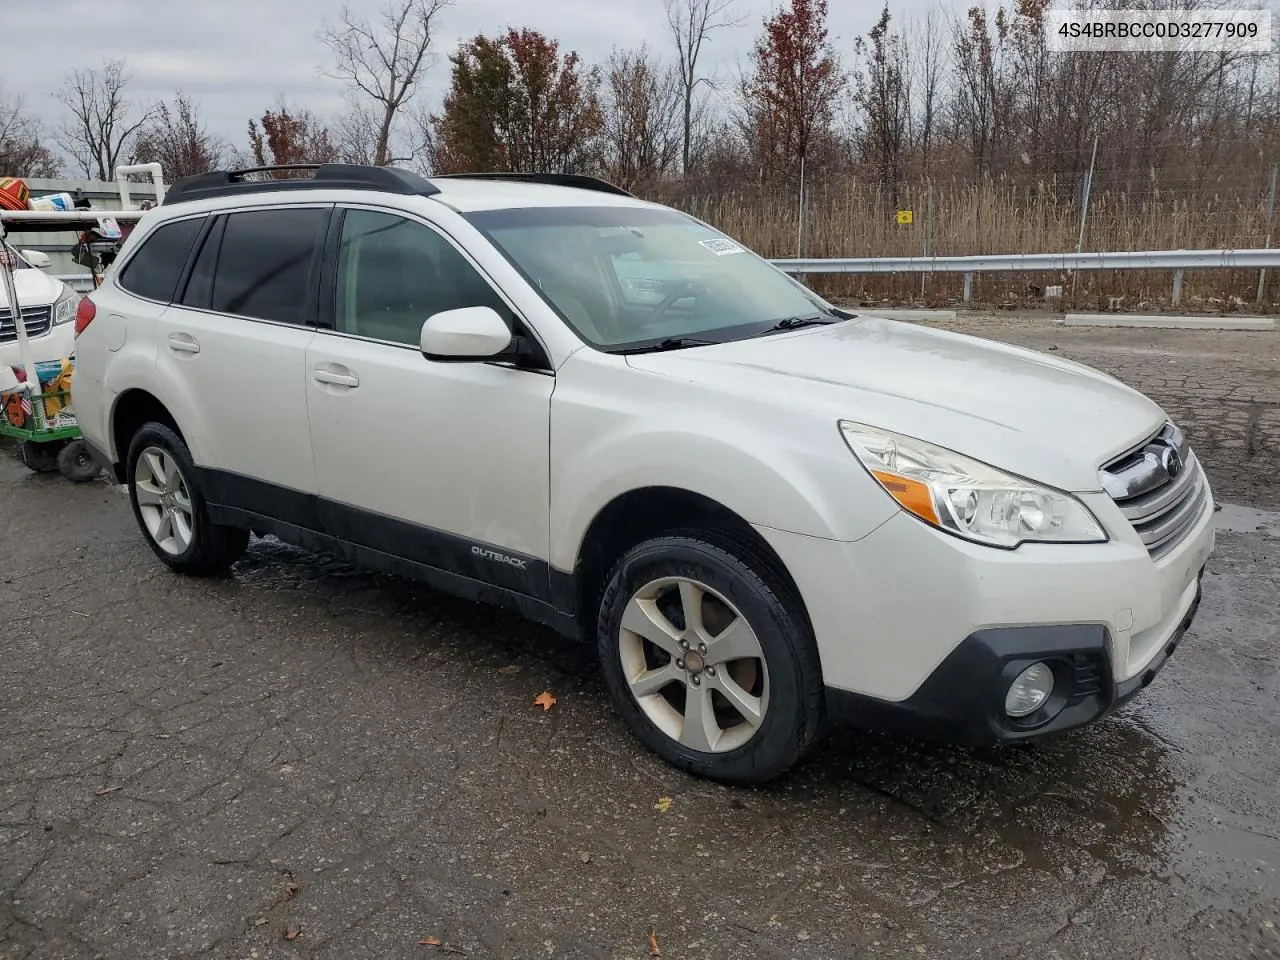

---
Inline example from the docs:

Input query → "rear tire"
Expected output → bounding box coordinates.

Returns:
[126,423,248,575]
[20,440,61,473]
[596,533,827,785]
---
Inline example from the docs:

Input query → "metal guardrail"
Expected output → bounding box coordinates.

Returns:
[770,248,1280,305]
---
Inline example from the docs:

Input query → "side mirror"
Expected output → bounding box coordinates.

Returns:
[420,306,513,361]
[20,250,51,269]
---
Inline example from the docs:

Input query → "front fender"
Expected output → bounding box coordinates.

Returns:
[549,422,898,572]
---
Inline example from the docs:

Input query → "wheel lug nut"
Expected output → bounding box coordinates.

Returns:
[706,666,716,677]
[698,643,708,655]
[676,659,685,670]
[680,639,690,650]
[690,676,700,686]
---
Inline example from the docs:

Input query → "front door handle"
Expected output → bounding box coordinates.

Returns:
[313,368,360,388]
[167,334,200,354]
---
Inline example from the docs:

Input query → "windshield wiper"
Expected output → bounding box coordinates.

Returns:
[614,337,718,355]
[758,314,840,334]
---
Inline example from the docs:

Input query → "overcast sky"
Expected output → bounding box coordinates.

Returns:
[6,0,956,162]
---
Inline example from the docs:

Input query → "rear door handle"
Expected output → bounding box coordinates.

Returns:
[167,334,200,354]
[313,369,360,388]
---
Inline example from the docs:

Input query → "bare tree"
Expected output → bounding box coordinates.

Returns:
[854,4,911,201]
[910,8,945,178]
[664,0,741,176]
[134,93,225,179]
[0,86,58,177]
[333,100,382,164]
[55,59,155,180]
[319,0,452,166]
[600,45,682,188]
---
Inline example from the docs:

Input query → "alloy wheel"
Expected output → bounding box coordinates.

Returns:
[618,576,770,753]
[133,446,195,556]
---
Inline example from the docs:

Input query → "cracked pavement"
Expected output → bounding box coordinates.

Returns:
[2,315,1279,959]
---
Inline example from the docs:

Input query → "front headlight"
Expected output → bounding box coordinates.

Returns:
[839,421,1107,548]
[52,288,79,325]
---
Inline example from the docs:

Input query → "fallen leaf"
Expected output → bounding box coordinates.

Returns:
[284,881,300,896]
[578,851,591,864]
[648,928,660,957]
[284,927,300,941]
[654,796,673,813]
[533,691,557,711]
[94,786,123,796]
[419,936,442,946]
[253,917,269,927]
[498,664,521,674]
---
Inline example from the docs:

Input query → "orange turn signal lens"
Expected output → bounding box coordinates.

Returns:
[871,470,941,525]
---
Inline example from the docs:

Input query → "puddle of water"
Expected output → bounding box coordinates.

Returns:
[1215,503,1280,536]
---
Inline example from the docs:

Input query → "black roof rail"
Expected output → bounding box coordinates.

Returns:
[433,172,635,198]
[161,163,441,206]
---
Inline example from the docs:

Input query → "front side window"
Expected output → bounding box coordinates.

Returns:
[334,208,509,347]
[464,206,836,350]
[210,208,326,324]
[118,216,205,302]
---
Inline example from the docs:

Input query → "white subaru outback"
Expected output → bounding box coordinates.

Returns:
[71,165,1215,784]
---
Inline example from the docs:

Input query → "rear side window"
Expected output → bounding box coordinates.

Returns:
[178,216,223,310]
[118,216,204,302]
[210,208,327,324]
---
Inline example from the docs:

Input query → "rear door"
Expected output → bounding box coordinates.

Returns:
[153,204,329,516]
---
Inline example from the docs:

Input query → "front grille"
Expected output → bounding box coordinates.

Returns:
[0,305,53,344]
[1101,422,1207,559]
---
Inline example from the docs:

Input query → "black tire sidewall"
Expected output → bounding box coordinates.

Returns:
[57,440,101,482]
[126,423,209,568]
[596,536,823,784]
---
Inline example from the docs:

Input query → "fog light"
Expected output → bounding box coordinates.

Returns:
[1005,662,1054,717]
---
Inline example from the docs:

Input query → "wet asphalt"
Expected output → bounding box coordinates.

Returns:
[1,316,1278,960]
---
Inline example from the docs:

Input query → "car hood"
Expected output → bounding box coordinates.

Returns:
[624,315,1168,492]
[0,268,64,310]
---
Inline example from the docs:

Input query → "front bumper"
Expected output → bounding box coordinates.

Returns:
[825,566,1204,745]
[0,319,75,368]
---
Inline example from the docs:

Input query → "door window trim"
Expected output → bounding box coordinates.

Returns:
[315,201,554,373]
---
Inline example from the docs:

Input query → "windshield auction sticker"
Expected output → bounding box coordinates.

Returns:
[699,238,747,256]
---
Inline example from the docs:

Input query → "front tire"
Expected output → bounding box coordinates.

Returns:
[126,423,248,575]
[597,534,827,785]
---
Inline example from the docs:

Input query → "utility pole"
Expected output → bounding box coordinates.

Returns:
[1258,162,1277,305]
[1073,133,1099,297]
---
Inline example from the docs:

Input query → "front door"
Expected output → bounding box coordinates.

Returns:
[304,206,554,599]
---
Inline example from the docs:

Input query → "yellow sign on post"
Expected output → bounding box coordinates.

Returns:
[896,210,913,225]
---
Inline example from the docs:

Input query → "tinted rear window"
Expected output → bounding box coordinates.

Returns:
[211,208,327,324]
[118,216,204,302]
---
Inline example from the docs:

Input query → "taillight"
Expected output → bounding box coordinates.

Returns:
[74,297,96,335]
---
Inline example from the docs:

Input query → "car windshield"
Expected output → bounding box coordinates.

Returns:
[464,206,839,351]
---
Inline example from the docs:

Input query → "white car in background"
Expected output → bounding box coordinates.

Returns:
[0,245,80,368]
